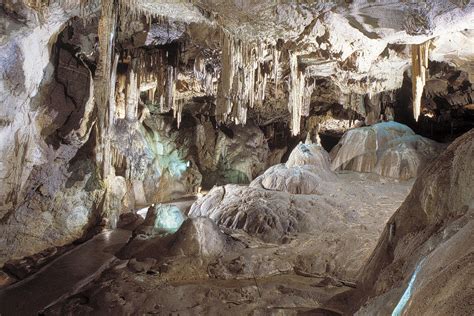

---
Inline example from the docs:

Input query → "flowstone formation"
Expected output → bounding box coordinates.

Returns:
[330,122,444,180]
[250,143,336,194]
[188,144,411,278]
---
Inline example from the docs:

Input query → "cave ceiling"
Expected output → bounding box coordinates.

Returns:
[4,0,474,132]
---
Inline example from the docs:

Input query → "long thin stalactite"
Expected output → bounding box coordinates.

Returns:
[411,40,430,121]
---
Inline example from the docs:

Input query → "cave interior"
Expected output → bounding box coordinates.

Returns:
[0,1,473,315]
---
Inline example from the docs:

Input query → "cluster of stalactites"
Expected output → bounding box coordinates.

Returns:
[193,54,217,96]
[288,53,315,136]
[118,0,178,28]
[216,31,279,125]
[411,40,430,121]
[123,49,182,125]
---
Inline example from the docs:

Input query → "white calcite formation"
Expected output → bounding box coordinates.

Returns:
[168,217,227,257]
[330,122,444,180]
[250,143,335,195]
[216,32,278,125]
[287,53,315,135]
[411,41,431,121]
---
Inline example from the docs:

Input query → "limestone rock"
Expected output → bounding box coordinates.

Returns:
[117,212,143,230]
[0,271,16,288]
[189,167,412,281]
[134,204,186,238]
[354,129,474,315]
[196,121,270,188]
[189,185,307,243]
[330,122,444,179]
[127,258,157,273]
[251,143,336,194]
[168,217,227,257]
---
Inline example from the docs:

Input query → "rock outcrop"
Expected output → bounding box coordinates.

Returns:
[168,217,228,257]
[251,143,335,194]
[354,129,474,315]
[196,121,271,188]
[330,122,444,179]
[0,5,103,265]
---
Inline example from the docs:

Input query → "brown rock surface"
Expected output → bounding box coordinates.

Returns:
[353,129,474,315]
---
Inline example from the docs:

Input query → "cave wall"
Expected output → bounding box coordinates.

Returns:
[1,0,473,267]
[0,4,270,265]
[354,129,474,315]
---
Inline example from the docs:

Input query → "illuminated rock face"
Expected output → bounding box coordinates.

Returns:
[354,129,474,316]
[195,121,271,189]
[0,5,104,266]
[168,217,227,257]
[330,122,444,180]
[250,143,336,195]
[153,205,186,235]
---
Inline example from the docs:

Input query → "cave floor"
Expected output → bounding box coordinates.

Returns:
[0,229,131,315]
[41,172,414,315]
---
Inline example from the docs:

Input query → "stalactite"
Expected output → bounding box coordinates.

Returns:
[411,40,430,121]
[166,65,177,113]
[287,53,314,136]
[216,31,276,125]
[204,72,215,96]
[174,99,184,128]
[273,45,280,91]
[193,54,217,96]
[193,54,206,81]
[109,54,119,125]
[25,0,98,20]
[216,32,236,122]
[125,64,139,121]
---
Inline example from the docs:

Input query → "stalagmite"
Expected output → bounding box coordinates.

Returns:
[411,40,430,121]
